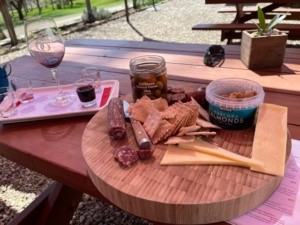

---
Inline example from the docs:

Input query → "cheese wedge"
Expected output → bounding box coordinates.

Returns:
[251,103,287,176]
[178,139,265,170]
[161,144,245,166]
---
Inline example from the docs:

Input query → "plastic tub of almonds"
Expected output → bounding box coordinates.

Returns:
[205,78,265,130]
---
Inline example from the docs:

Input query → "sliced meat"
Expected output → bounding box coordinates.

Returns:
[108,98,127,140]
[113,146,138,167]
[171,93,186,102]
[137,148,153,160]
[170,87,185,94]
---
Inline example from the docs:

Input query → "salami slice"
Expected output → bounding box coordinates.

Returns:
[113,146,138,167]
[170,87,185,94]
[137,148,153,160]
[108,98,127,140]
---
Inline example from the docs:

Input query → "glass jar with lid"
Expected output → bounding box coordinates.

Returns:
[129,55,168,101]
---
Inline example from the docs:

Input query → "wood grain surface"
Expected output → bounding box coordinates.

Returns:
[81,99,291,224]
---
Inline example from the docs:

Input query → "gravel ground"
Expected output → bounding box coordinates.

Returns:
[0,0,297,224]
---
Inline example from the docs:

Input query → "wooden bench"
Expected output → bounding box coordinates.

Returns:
[192,23,300,42]
[194,3,300,43]
[219,6,300,20]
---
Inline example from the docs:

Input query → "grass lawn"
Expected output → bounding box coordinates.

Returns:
[0,0,128,28]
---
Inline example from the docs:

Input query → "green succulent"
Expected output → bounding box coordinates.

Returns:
[256,6,287,36]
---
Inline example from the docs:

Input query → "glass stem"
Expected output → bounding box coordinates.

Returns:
[50,68,63,94]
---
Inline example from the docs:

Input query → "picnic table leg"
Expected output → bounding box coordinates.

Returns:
[222,3,244,44]
[233,3,244,23]
[8,181,83,225]
[37,182,83,225]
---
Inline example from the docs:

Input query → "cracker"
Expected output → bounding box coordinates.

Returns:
[179,102,198,126]
[168,107,188,135]
[143,108,162,138]
[196,118,221,129]
[162,122,177,140]
[139,95,151,101]
[152,119,173,144]
[130,97,168,123]
[151,98,169,112]
[171,115,185,135]
[171,102,197,130]
[185,131,217,136]
[130,102,151,123]
[160,109,176,119]
[164,135,195,145]
[190,97,209,121]
[178,125,201,136]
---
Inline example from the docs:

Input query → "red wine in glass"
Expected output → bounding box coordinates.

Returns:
[74,78,96,108]
[33,53,64,69]
[25,18,74,106]
[76,85,96,103]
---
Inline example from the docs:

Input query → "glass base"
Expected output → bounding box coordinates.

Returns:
[81,99,96,108]
[49,92,75,106]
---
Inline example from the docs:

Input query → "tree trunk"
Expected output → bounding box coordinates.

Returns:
[16,7,24,20]
[50,0,55,10]
[125,0,129,22]
[133,0,137,9]
[10,0,25,20]
[0,0,18,45]
[0,28,6,40]
[23,0,28,15]
[85,0,95,23]
[35,0,42,14]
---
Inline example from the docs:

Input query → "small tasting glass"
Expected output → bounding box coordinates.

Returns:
[74,78,96,108]
[10,78,34,103]
[0,87,17,118]
[81,67,101,92]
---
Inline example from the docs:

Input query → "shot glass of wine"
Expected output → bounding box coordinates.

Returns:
[25,18,74,106]
[74,78,96,108]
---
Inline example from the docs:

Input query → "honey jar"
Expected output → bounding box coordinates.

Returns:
[129,55,168,101]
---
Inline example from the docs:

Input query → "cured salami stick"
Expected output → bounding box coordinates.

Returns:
[108,98,127,140]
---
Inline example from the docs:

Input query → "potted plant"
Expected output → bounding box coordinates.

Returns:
[240,6,287,69]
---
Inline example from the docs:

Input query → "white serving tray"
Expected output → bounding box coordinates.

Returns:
[0,80,119,124]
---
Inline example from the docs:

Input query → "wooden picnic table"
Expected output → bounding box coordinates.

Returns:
[206,0,300,23]
[0,39,300,225]
[194,1,300,42]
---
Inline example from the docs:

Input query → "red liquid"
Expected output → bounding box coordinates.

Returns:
[29,42,65,68]
[30,50,64,68]
[40,56,63,68]
[76,85,96,102]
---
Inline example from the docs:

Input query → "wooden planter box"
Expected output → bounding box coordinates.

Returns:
[240,30,288,69]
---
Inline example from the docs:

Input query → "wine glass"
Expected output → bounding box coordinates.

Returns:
[25,18,74,106]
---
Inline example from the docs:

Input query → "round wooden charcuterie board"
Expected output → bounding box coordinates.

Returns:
[81,101,291,224]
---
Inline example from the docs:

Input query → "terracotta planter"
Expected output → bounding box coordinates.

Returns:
[240,29,287,69]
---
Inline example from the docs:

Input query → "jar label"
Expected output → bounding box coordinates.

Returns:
[137,82,158,89]
[130,74,167,100]
[209,104,257,129]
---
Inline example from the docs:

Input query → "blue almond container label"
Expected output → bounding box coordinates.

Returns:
[209,104,257,130]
